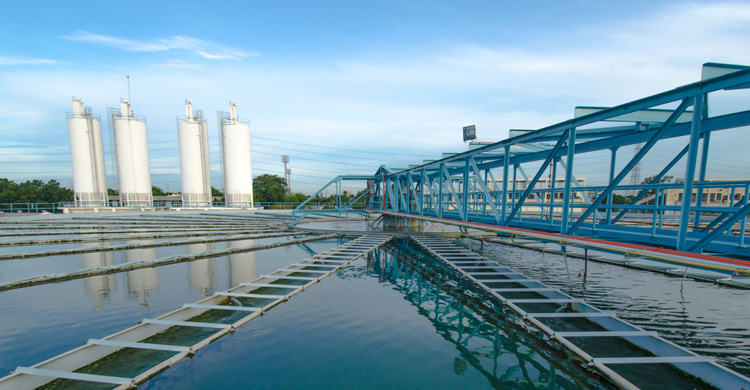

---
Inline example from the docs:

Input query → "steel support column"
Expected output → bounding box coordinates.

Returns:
[561,128,576,233]
[606,147,617,223]
[502,146,510,223]
[693,131,711,229]
[677,95,704,251]
[549,157,558,223]
[438,164,444,218]
[462,160,470,221]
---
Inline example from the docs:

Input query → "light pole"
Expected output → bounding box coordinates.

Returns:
[281,155,290,194]
[286,168,292,194]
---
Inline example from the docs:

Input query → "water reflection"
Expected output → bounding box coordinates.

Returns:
[296,243,317,257]
[364,242,605,389]
[187,244,216,299]
[228,240,256,286]
[81,242,116,309]
[126,242,159,307]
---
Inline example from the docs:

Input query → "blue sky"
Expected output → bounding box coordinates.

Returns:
[1,1,750,194]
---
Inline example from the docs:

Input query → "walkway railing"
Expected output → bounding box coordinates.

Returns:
[0,201,366,215]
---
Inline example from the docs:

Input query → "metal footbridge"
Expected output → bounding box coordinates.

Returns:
[0,235,392,389]
[293,62,750,273]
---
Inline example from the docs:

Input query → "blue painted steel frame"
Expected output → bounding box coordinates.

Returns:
[297,64,750,257]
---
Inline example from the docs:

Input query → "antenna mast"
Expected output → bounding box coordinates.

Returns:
[127,75,132,104]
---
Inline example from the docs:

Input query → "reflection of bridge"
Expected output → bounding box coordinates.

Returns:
[366,241,602,389]
[294,63,750,271]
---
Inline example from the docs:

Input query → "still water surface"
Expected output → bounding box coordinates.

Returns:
[0,239,339,376]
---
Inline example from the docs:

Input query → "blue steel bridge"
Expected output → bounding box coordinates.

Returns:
[294,62,750,273]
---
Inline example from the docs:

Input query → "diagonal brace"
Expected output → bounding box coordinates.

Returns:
[688,202,750,252]
[567,98,693,234]
[612,144,689,224]
[442,164,465,220]
[469,157,501,223]
[505,131,569,224]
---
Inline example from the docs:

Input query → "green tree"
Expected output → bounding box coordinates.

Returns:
[253,174,286,203]
[283,192,308,203]
[211,187,223,197]
[611,194,633,204]
[641,175,673,197]
[152,186,168,196]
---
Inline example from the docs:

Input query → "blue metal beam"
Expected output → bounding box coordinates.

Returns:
[605,147,617,223]
[462,159,469,221]
[501,146,510,223]
[677,94,705,251]
[560,128,576,233]
[693,131,711,229]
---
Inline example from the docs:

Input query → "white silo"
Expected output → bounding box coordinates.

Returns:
[219,102,253,208]
[177,100,211,207]
[66,97,108,207]
[111,99,153,207]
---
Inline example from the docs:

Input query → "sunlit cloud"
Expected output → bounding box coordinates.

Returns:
[0,56,57,66]
[63,30,257,61]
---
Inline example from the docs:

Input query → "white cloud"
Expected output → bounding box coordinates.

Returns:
[63,31,257,61]
[0,56,57,66]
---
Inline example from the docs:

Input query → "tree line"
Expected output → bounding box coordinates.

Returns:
[0,179,73,203]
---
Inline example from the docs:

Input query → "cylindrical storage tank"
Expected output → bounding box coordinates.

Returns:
[219,102,253,208]
[177,100,211,207]
[66,98,108,207]
[112,100,153,207]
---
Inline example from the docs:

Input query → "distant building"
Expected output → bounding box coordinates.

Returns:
[664,179,746,206]
[486,177,589,203]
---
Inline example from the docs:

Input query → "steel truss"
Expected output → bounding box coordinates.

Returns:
[296,63,750,257]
